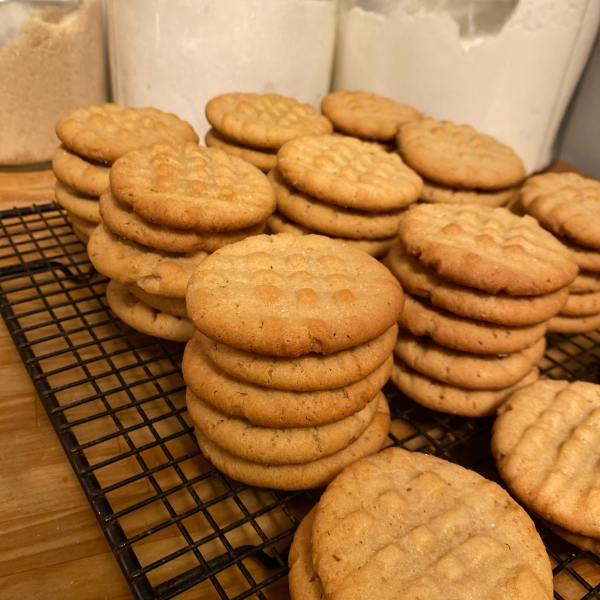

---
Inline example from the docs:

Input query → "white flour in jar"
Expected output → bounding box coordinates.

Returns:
[334,0,600,173]
[107,0,337,141]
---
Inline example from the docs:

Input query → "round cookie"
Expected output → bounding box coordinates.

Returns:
[288,508,324,600]
[205,92,333,150]
[321,90,422,142]
[391,359,539,417]
[569,271,600,294]
[559,290,600,317]
[386,239,569,326]
[110,142,276,231]
[197,324,398,392]
[547,312,600,334]
[397,118,526,190]
[187,388,381,465]
[52,144,110,197]
[311,447,554,600]
[195,396,390,491]
[99,190,265,254]
[88,223,208,298]
[269,167,405,240]
[186,233,404,356]
[278,134,423,212]
[205,128,277,172]
[492,379,600,539]
[55,181,101,224]
[394,330,546,391]
[127,285,188,318]
[399,292,547,355]
[420,180,518,207]
[267,213,394,258]
[398,204,578,295]
[56,103,199,163]
[67,212,97,238]
[182,337,393,428]
[520,172,600,251]
[561,236,600,272]
[106,281,194,342]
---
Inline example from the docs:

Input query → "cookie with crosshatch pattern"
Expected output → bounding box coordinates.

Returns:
[205,128,277,172]
[492,380,600,540]
[277,134,423,212]
[311,447,553,600]
[110,142,276,232]
[186,233,404,356]
[56,103,199,163]
[205,92,333,150]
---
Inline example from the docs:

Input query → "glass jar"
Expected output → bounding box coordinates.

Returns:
[0,0,108,167]
[106,0,337,141]
[334,0,600,173]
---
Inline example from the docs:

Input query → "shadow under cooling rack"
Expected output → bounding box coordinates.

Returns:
[0,203,599,600]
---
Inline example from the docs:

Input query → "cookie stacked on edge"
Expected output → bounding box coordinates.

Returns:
[386,203,578,417]
[268,134,423,258]
[204,92,333,172]
[397,117,524,208]
[87,141,276,342]
[521,172,600,333]
[182,233,405,490]
[289,447,554,600]
[53,103,199,243]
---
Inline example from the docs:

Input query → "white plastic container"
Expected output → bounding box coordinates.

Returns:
[334,0,600,173]
[107,0,337,141]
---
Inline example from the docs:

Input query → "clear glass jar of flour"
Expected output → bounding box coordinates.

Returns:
[106,0,337,141]
[0,0,108,167]
[334,0,600,173]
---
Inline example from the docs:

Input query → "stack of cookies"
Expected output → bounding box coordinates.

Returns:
[182,233,405,490]
[88,141,276,342]
[397,117,524,208]
[289,447,554,600]
[386,203,578,417]
[53,103,199,243]
[521,172,600,333]
[268,134,423,258]
[204,92,333,172]
[493,379,600,557]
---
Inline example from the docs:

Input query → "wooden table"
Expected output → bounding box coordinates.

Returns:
[0,164,597,600]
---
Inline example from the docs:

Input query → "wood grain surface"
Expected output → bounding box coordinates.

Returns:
[0,163,598,600]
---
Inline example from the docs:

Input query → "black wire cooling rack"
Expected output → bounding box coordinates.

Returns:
[1,203,599,600]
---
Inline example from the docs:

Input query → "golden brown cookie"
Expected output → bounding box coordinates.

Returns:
[311,447,553,600]
[561,236,600,272]
[559,290,600,317]
[321,90,421,141]
[398,204,578,295]
[397,118,526,190]
[394,330,546,391]
[492,379,600,539]
[67,212,97,239]
[420,180,518,207]
[288,508,324,600]
[72,227,90,246]
[55,181,101,224]
[547,312,600,333]
[182,336,393,428]
[205,128,277,172]
[386,239,569,326]
[195,395,390,490]
[399,292,547,355]
[269,167,405,240]
[110,142,276,231]
[391,359,538,417]
[127,285,188,318]
[267,213,395,258]
[56,103,198,163]
[521,172,600,250]
[187,388,381,465]
[99,190,265,254]
[278,134,422,212]
[569,271,600,294]
[186,233,404,356]
[88,223,208,298]
[205,92,333,150]
[106,280,194,342]
[196,324,397,392]
[52,144,110,197]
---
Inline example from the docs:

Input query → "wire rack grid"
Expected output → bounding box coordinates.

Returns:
[0,203,599,600]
